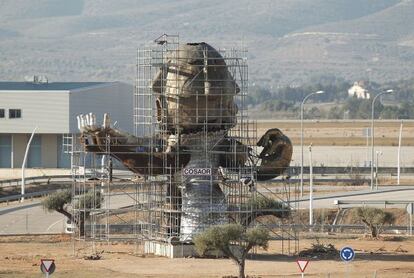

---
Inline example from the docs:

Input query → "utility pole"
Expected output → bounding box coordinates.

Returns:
[371,89,393,190]
[309,144,313,227]
[301,90,324,197]
[397,121,403,185]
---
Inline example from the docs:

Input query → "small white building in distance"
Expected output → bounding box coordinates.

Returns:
[348,81,370,99]
[0,80,133,170]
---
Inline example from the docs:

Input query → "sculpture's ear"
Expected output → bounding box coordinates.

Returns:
[152,65,167,94]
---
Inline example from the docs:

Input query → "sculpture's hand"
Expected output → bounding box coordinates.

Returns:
[77,113,108,134]
[77,113,152,147]
[256,128,292,181]
[76,113,188,175]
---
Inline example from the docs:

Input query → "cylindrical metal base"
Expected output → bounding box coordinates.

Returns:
[177,131,227,241]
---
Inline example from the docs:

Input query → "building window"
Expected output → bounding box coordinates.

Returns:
[0,109,4,118]
[9,109,22,119]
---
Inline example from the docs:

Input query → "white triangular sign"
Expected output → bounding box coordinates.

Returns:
[42,260,54,272]
[296,260,309,273]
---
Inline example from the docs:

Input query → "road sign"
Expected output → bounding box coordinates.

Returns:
[340,247,355,262]
[40,259,55,276]
[296,259,310,273]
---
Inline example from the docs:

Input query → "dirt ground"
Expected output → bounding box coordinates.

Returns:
[1,235,414,277]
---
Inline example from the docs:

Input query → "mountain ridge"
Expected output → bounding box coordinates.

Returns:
[0,0,412,87]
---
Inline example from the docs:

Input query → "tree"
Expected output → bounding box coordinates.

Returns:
[328,106,343,119]
[246,195,290,223]
[42,189,73,220]
[353,207,395,238]
[262,99,297,114]
[194,224,270,278]
[248,86,272,106]
[306,106,323,119]
[42,189,102,236]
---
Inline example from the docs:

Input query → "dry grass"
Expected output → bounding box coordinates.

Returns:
[255,120,414,146]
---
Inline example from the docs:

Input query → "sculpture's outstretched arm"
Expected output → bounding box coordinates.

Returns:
[256,128,292,181]
[77,113,190,175]
[216,138,249,168]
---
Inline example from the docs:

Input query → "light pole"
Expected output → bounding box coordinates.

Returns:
[375,150,383,190]
[300,90,324,197]
[370,89,393,190]
[309,144,313,226]
[397,120,403,185]
[21,126,38,202]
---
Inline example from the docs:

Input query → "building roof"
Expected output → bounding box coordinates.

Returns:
[0,81,109,91]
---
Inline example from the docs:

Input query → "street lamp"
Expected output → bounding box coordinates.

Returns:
[397,120,403,185]
[375,150,383,190]
[309,144,314,226]
[371,89,393,190]
[300,90,324,197]
[21,126,38,202]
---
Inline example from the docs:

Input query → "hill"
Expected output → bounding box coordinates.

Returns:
[0,0,413,87]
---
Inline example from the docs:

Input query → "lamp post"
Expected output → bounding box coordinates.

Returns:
[375,150,383,190]
[371,89,393,190]
[397,120,403,185]
[300,90,324,197]
[21,126,38,202]
[309,144,314,226]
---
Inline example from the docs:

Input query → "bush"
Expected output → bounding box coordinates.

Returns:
[42,189,72,214]
[194,224,269,278]
[353,207,395,238]
[249,195,290,218]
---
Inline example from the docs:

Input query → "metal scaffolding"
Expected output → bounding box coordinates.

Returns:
[70,34,298,257]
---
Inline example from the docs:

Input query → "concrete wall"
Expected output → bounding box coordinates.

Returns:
[69,82,134,133]
[0,168,70,180]
[0,91,69,134]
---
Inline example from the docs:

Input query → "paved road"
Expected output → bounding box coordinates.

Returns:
[0,201,65,235]
[1,186,414,234]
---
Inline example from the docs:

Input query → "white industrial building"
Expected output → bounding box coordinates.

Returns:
[0,81,133,169]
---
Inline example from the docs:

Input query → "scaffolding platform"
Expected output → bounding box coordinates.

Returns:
[69,34,299,258]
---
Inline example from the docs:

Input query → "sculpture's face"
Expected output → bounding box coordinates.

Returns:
[152,42,240,132]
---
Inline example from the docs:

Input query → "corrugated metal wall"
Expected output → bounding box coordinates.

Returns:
[0,91,69,133]
[0,82,134,168]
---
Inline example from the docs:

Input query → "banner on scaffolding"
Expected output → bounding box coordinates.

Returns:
[183,168,212,176]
